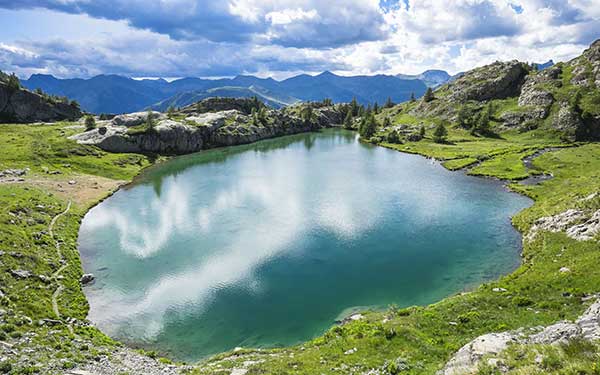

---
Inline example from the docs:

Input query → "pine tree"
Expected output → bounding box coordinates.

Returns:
[343,109,354,130]
[410,92,416,102]
[252,96,261,111]
[433,122,448,143]
[301,106,315,126]
[385,97,394,108]
[258,107,268,124]
[250,107,258,125]
[146,109,156,131]
[167,105,175,118]
[350,97,359,117]
[473,104,491,136]
[196,101,203,113]
[382,117,391,128]
[419,125,426,138]
[387,130,400,144]
[457,105,472,129]
[423,87,434,102]
[359,113,377,139]
[373,102,379,114]
[84,115,96,131]
[6,73,20,92]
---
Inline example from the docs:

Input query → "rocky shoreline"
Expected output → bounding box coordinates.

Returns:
[70,99,347,154]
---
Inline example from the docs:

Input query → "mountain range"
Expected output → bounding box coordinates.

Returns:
[22,71,435,114]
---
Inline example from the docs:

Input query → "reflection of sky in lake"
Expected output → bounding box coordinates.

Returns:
[79,130,531,359]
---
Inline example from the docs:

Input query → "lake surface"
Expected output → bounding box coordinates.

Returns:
[79,129,532,361]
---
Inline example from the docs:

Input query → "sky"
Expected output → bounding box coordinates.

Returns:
[0,0,599,80]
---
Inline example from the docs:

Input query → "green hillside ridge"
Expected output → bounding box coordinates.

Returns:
[0,40,599,374]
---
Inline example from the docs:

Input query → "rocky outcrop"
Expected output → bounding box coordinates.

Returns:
[439,332,519,375]
[499,109,547,129]
[72,120,207,154]
[185,110,241,132]
[570,39,600,87]
[552,104,584,139]
[0,81,81,123]
[439,299,600,375]
[71,100,347,154]
[446,61,528,102]
[111,111,164,127]
[517,66,560,117]
[566,210,600,241]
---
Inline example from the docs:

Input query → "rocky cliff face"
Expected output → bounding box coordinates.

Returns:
[447,61,529,102]
[0,81,81,123]
[71,100,347,154]
[405,39,600,141]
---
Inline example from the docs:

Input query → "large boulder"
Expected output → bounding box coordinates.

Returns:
[552,104,584,139]
[0,82,81,123]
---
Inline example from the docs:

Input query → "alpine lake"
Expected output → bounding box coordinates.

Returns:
[78,129,532,361]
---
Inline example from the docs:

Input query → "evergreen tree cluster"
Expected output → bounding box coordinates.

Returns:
[457,103,495,137]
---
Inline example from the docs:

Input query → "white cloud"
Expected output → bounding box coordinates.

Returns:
[0,0,598,78]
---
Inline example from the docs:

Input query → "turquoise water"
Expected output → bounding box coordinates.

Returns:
[78,129,531,361]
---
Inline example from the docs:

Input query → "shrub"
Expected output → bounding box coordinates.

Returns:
[512,296,534,307]
[0,362,11,374]
[6,73,20,92]
[386,130,401,144]
[84,115,96,131]
[145,110,156,131]
[359,113,377,139]
[423,87,434,102]
[167,106,175,118]
[343,109,354,130]
[432,122,448,143]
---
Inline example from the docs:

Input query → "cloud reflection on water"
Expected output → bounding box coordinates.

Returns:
[84,147,391,339]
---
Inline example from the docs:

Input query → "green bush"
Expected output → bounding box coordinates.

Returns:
[512,296,534,307]
[0,362,11,374]
[84,115,96,131]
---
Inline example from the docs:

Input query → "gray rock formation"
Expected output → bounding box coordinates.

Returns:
[111,111,164,127]
[71,101,347,155]
[0,81,81,123]
[447,61,528,102]
[570,39,600,87]
[566,210,600,241]
[526,208,600,242]
[553,104,584,137]
[72,120,206,154]
[439,332,520,375]
[439,299,600,375]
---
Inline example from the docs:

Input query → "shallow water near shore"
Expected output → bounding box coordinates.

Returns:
[78,129,532,361]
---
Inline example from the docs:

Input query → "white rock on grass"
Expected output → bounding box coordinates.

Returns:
[439,299,600,374]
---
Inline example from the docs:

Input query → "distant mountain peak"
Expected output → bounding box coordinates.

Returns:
[317,70,337,77]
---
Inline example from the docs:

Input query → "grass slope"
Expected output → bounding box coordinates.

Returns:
[0,120,599,374]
